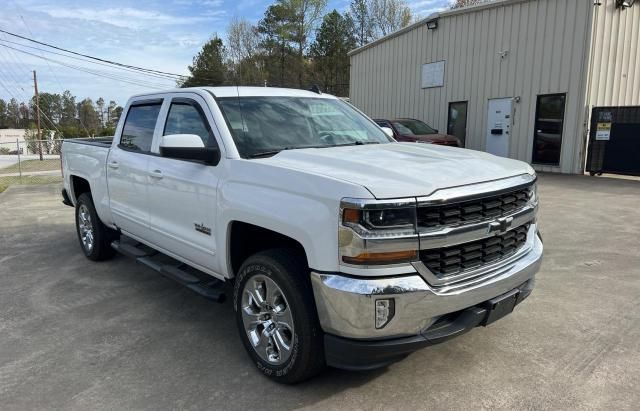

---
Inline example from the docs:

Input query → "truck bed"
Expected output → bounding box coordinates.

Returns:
[61,137,113,224]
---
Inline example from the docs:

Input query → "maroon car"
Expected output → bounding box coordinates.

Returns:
[374,118,461,147]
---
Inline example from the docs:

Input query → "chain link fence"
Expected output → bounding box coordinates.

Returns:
[0,139,63,193]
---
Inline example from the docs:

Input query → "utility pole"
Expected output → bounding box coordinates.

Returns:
[33,70,43,161]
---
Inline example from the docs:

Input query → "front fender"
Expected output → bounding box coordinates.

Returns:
[217,181,340,276]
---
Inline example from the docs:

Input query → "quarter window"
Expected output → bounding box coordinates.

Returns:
[164,101,216,147]
[120,103,162,152]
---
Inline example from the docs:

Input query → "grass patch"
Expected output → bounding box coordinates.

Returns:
[0,159,61,173]
[0,175,62,193]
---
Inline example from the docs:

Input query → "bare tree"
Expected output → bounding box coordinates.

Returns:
[227,17,262,84]
[285,0,328,86]
[370,0,413,37]
[349,0,373,47]
[450,0,490,9]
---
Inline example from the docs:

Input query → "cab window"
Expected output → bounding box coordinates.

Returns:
[164,100,216,148]
[120,103,162,152]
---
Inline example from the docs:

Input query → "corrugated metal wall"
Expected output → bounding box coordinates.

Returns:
[349,0,594,174]
[587,0,640,107]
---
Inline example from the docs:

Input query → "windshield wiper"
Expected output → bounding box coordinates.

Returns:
[247,149,290,158]
[247,141,381,158]
[332,141,381,147]
[247,145,322,158]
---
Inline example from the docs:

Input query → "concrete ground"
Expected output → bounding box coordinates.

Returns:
[0,174,639,410]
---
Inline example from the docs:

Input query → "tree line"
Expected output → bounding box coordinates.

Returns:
[0,92,123,138]
[180,0,414,97]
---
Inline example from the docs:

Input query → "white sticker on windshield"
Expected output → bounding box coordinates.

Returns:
[309,103,341,116]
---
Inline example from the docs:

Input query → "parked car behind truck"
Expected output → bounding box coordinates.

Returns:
[61,87,542,383]
[374,117,462,146]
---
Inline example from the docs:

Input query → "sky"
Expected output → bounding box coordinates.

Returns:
[0,0,449,106]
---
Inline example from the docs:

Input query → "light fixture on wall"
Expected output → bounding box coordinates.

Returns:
[616,0,636,9]
[426,18,438,30]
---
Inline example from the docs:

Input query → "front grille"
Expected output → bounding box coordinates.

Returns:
[417,185,531,229]
[420,224,530,277]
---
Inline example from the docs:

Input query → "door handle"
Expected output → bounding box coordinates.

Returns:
[149,169,163,179]
[108,161,119,169]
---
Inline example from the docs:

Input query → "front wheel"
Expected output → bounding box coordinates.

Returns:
[233,249,326,383]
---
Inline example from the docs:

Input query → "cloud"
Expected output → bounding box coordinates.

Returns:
[174,0,224,6]
[408,0,449,16]
[31,6,225,29]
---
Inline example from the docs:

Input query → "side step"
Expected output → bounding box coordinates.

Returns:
[111,239,226,303]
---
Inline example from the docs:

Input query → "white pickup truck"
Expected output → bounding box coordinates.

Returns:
[61,87,542,383]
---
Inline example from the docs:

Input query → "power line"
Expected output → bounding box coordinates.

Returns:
[19,15,91,136]
[0,75,62,134]
[0,37,183,82]
[0,43,173,90]
[0,28,189,79]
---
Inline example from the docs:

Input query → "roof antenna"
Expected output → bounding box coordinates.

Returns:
[310,85,322,95]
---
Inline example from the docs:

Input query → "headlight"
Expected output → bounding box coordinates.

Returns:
[340,200,418,266]
[343,208,415,230]
[528,182,538,204]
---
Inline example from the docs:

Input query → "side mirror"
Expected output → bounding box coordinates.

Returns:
[159,134,220,165]
[381,127,394,138]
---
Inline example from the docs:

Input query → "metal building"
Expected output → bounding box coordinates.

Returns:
[349,0,640,174]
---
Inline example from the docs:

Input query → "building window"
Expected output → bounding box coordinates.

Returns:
[532,94,566,166]
[447,101,468,147]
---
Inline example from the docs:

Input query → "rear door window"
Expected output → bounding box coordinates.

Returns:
[120,103,162,152]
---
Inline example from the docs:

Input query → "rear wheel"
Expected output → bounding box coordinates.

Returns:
[233,249,325,384]
[75,193,118,261]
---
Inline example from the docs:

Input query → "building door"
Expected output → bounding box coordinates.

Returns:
[447,101,468,147]
[532,94,566,165]
[486,98,513,157]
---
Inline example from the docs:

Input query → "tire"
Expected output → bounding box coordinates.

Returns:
[233,248,326,384]
[75,192,118,261]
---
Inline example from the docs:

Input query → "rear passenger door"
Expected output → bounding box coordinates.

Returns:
[107,100,163,239]
[145,94,222,273]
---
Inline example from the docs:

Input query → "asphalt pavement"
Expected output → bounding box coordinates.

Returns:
[0,174,639,410]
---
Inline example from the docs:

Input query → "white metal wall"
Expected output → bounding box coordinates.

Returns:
[349,0,594,174]
[587,0,640,107]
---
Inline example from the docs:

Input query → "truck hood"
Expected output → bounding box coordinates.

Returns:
[259,143,534,199]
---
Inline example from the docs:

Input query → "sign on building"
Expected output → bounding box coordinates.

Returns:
[421,61,445,88]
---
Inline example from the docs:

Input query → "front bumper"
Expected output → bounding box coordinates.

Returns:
[310,226,543,341]
[323,280,534,370]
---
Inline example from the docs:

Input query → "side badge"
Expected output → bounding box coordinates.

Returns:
[194,223,212,236]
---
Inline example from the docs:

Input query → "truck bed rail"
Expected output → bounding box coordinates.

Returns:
[63,137,113,147]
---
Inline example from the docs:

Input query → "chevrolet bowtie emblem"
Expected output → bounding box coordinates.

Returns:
[488,216,514,234]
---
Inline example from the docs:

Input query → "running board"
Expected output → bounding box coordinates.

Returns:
[111,239,226,303]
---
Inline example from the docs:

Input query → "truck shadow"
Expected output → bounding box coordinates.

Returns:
[11,227,390,409]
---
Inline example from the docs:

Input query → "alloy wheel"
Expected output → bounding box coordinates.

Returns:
[241,275,295,365]
[78,204,94,253]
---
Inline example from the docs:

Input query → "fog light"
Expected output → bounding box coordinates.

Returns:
[375,299,395,329]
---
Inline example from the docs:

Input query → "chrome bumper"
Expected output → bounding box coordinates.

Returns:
[311,226,543,339]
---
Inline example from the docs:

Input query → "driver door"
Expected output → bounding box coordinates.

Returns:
[145,94,222,273]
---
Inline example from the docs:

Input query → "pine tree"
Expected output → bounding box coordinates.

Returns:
[180,36,228,87]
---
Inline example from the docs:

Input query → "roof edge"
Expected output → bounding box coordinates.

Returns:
[348,0,530,57]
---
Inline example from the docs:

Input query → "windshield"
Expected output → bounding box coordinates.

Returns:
[217,97,392,158]
[393,119,437,135]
